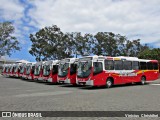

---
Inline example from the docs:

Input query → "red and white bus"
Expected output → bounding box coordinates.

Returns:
[19,63,27,78]
[76,56,159,87]
[5,64,11,76]
[27,62,36,80]
[13,63,23,78]
[1,64,8,76]
[57,58,78,85]
[9,64,16,77]
[46,60,59,83]
[21,62,34,79]
[33,61,44,80]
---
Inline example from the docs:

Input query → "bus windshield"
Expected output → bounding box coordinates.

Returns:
[34,65,41,76]
[6,67,9,72]
[43,65,50,76]
[10,66,14,72]
[20,66,25,74]
[14,66,19,73]
[26,65,31,75]
[77,61,92,78]
[2,66,6,72]
[58,63,69,77]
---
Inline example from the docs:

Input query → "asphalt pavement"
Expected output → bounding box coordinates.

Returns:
[0,76,160,120]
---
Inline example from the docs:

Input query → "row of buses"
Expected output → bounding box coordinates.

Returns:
[1,56,159,88]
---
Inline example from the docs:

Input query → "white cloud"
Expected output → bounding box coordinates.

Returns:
[0,0,28,45]
[26,0,160,46]
[1,0,160,47]
[0,0,24,20]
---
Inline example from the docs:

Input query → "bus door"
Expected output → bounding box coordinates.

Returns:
[52,65,58,82]
[93,61,104,85]
[70,63,77,84]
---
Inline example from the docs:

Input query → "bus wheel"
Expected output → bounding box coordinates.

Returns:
[140,76,146,85]
[106,78,113,88]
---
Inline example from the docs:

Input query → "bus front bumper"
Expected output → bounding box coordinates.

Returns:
[47,78,52,82]
[78,80,94,86]
[58,79,70,84]
[15,74,19,77]
[38,77,43,81]
[64,79,70,84]
[22,75,26,79]
[28,76,32,80]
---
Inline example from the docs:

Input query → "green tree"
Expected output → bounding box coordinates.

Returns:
[29,25,150,60]
[94,32,127,56]
[94,32,146,57]
[64,32,94,57]
[124,39,143,57]
[138,48,160,62]
[29,25,71,61]
[0,21,20,57]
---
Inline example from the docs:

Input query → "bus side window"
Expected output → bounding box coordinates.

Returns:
[140,62,147,70]
[114,60,123,70]
[153,63,158,70]
[132,61,139,70]
[105,60,114,70]
[93,62,103,75]
[147,62,153,70]
[123,61,132,70]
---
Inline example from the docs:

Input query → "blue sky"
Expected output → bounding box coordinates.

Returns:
[0,0,160,62]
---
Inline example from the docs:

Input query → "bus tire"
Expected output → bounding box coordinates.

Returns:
[106,78,113,88]
[140,76,146,85]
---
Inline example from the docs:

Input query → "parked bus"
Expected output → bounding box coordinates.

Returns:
[46,60,59,83]
[57,58,78,85]
[19,63,27,78]
[33,61,44,80]
[13,63,22,78]
[9,64,15,77]
[1,64,6,75]
[76,55,159,87]
[1,64,8,76]
[5,64,11,76]
[21,62,32,79]
[27,62,36,80]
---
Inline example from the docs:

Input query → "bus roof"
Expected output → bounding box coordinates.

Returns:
[43,60,60,66]
[106,56,158,62]
[79,55,105,61]
[60,58,78,63]
[35,61,45,66]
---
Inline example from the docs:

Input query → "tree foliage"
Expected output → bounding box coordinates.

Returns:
[29,25,150,61]
[0,21,20,57]
[138,48,160,62]
[67,32,93,57]
[93,32,145,57]
[94,32,125,56]
[29,25,71,61]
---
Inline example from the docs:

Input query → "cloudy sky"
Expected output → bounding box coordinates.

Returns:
[0,0,160,61]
